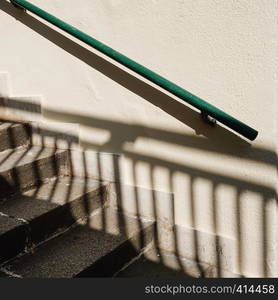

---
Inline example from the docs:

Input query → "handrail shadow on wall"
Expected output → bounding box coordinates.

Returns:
[1,0,257,144]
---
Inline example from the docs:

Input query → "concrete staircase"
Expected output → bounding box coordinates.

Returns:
[0,121,154,278]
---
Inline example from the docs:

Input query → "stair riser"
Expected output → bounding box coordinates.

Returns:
[0,123,31,152]
[0,186,107,264]
[0,150,70,199]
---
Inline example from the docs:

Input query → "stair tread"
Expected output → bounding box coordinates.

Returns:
[0,177,105,222]
[0,177,107,263]
[0,146,65,173]
[4,208,153,278]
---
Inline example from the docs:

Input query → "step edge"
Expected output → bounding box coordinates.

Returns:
[0,181,109,266]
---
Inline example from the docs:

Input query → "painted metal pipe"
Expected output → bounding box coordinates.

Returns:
[10,0,258,140]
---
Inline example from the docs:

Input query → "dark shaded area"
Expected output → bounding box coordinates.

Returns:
[0,215,27,264]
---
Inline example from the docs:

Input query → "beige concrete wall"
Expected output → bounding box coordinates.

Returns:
[0,0,277,277]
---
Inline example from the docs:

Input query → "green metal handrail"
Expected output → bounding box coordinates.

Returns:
[10,0,258,141]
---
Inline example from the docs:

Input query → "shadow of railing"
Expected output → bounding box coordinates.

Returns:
[0,101,276,277]
[0,0,277,277]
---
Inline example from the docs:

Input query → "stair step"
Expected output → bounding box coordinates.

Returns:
[2,208,154,278]
[0,122,31,152]
[0,177,107,263]
[0,146,69,198]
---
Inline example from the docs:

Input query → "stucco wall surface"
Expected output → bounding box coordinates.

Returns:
[0,0,277,277]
